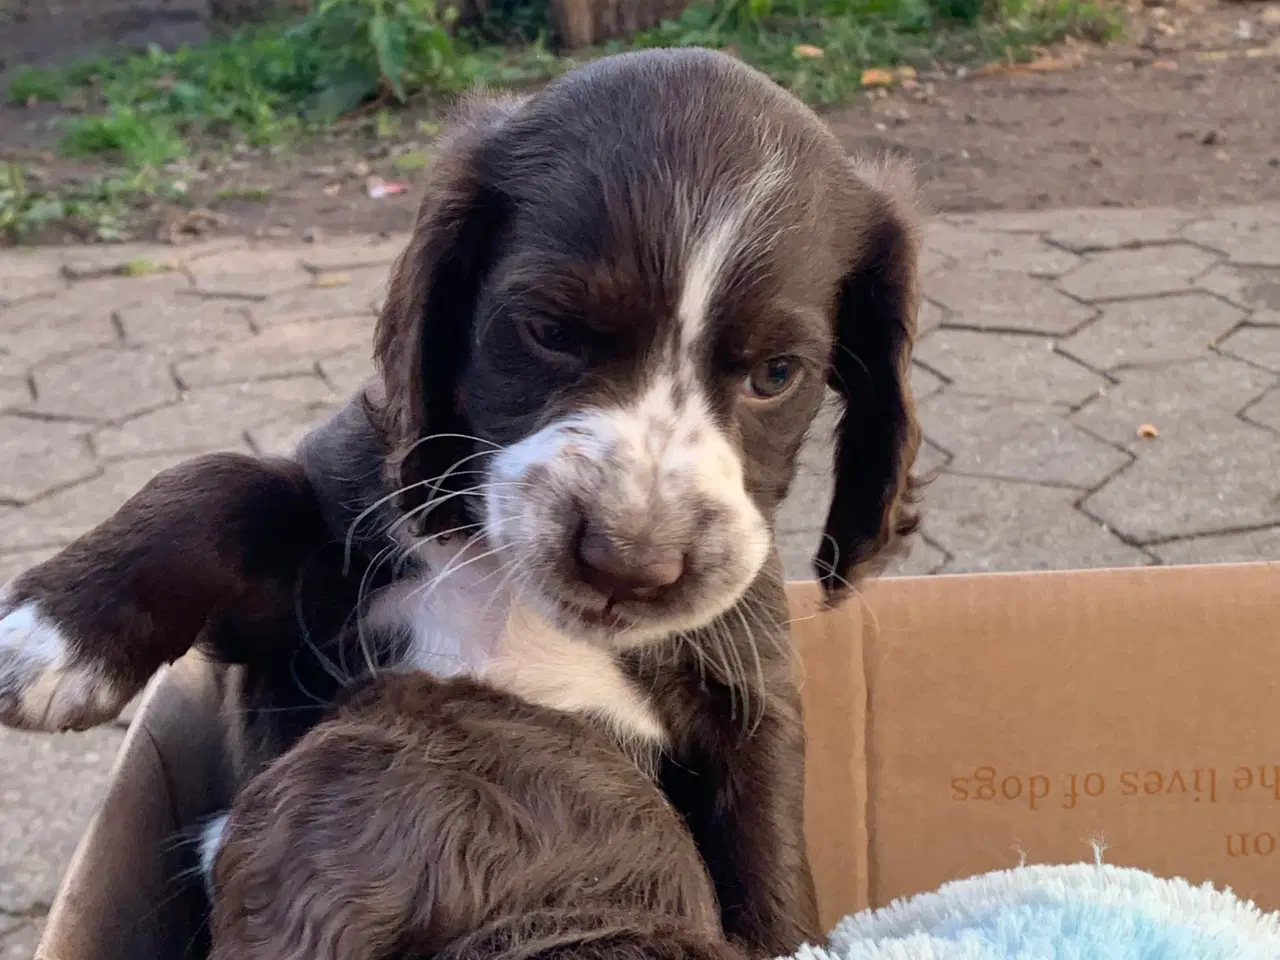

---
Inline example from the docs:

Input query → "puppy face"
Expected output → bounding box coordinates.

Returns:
[375,49,922,647]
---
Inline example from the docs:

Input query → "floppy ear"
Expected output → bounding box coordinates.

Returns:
[815,159,924,600]
[372,94,523,533]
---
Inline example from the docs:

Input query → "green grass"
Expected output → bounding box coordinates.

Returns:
[0,162,175,242]
[0,0,1119,241]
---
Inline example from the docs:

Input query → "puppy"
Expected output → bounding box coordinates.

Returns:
[205,671,744,960]
[0,47,922,956]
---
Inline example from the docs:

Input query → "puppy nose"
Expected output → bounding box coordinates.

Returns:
[575,525,684,601]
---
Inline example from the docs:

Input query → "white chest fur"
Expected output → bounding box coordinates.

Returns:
[365,539,666,745]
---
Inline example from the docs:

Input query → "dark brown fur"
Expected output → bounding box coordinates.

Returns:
[211,673,737,960]
[0,47,924,959]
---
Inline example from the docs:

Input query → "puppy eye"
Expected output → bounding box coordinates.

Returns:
[743,356,801,400]
[525,315,580,357]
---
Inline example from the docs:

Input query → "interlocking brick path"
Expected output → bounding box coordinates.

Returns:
[2,205,1278,944]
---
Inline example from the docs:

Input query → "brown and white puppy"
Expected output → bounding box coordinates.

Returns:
[207,670,746,960]
[0,47,921,956]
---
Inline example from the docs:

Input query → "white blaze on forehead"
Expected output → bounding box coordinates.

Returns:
[673,148,793,360]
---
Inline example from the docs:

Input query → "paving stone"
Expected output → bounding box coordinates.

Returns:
[0,455,189,550]
[0,377,31,411]
[0,548,56,584]
[1152,526,1280,566]
[914,438,950,478]
[248,267,387,326]
[1059,293,1245,371]
[176,315,374,387]
[926,268,1095,335]
[115,296,254,356]
[318,349,375,397]
[924,474,1148,573]
[58,238,241,279]
[918,298,945,336]
[1243,385,1280,432]
[884,537,948,577]
[1070,355,1276,450]
[0,919,42,959]
[0,417,98,504]
[0,251,65,306]
[1182,207,1280,267]
[920,393,1130,489]
[1056,245,1221,302]
[0,726,124,913]
[924,224,1082,276]
[1217,325,1280,372]
[300,235,408,273]
[1194,264,1280,312]
[27,347,179,423]
[1082,415,1280,543]
[941,207,1197,252]
[187,247,314,297]
[247,404,339,457]
[910,360,945,402]
[914,329,1104,404]
[94,379,335,459]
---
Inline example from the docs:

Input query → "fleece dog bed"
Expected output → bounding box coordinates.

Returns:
[795,859,1280,960]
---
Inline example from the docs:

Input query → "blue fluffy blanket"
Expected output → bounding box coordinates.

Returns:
[794,860,1280,959]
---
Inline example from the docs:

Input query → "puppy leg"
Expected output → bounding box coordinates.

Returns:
[0,453,333,731]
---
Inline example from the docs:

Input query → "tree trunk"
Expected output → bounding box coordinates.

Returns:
[549,0,691,48]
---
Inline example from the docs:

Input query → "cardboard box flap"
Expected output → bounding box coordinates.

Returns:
[38,652,234,960]
[859,562,1280,909]
[789,582,870,927]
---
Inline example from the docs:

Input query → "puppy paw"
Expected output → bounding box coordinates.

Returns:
[0,592,130,731]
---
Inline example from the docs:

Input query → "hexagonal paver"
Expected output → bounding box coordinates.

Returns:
[176,315,374,387]
[0,918,43,959]
[1195,264,1280,312]
[94,378,336,459]
[318,349,375,397]
[920,393,1130,489]
[1152,526,1280,566]
[0,725,124,913]
[923,474,1148,573]
[924,224,1082,277]
[28,347,179,423]
[1243,385,1280,433]
[0,250,66,306]
[909,361,945,403]
[918,298,945,337]
[1183,207,1280,267]
[914,330,1104,405]
[1057,245,1221,302]
[0,416,98,503]
[0,454,189,550]
[58,237,241,279]
[926,268,1095,335]
[300,235,408,273]
[1218,325,1280,372]
[0,376,30,411]
[1081,415,1280,543]
[1059,293,1244,371]
[1070,355,1276,450]
[186,247,314,297]
[248,267,387,326]
[115,296,255,356]
[942,207,1197,252]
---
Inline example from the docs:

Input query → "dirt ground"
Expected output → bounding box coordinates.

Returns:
[1,0,1278,245]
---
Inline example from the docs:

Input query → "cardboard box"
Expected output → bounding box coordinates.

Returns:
[36,561,1280,959]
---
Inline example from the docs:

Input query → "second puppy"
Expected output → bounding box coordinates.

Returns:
[207,670,743,960]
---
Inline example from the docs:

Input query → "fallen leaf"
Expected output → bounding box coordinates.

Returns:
[1136,423,1160,439]
[793,44,825,59]
[1151,59,1179,69]
[896,66,918,79]
[312,272,351,289]
[860,68,894,87]
[323,182,342,197]
[1195,50,1232,61]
